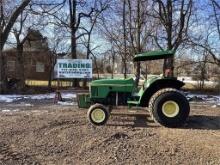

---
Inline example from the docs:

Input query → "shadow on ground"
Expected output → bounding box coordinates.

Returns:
[106,113,220,130]
[106,114,157,128]
[185,115,220,130]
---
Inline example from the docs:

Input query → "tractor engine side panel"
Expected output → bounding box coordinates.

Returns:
[95,92,132,106]
[90,84,133,106]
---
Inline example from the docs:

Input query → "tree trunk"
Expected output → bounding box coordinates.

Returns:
[48,54,53,89]
[163,57,174,76]
[93,56,99,79]
[48,70,52,89]
[16,45,25,91]
[123,0,127,79]
[83,30,92,88]
[70,0,78,87]
[71,28,79,87]
[0,43,7,93]
[163,31,174,77]
[0,4,7,93]
[71,30,77,59]
[135,62,140,85]
[111,52,115,79]
[135,0,141,86]
[145,63,148,79]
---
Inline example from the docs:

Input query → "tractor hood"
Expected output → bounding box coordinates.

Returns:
[90,78,134,86]
[89,78,135,99]
[133,50,174,61]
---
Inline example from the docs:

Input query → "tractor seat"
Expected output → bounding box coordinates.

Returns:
[127,76,160,106]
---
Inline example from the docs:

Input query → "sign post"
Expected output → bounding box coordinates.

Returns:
[54,59,92,103]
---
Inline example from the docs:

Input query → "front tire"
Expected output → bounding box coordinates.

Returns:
[149,88,190,127]
[87,104,109,126]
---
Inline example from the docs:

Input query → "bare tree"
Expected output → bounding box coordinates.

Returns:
[151,0,193,76]
[190,0,220,67]
[212,0,220,40]
[82,2,108,87]
[12,11,29,91]
[68,0,97,87]
[0,0,31,93]
[48,37,64,89]
[192,50,209,90]
[100,0,152,85]
[205,0,220,66]
[127,0,152,85]
[41,0,107,87]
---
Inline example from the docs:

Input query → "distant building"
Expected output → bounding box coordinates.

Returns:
[4,29,53,81]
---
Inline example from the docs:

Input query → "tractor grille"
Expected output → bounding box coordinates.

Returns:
[91,86,98,97]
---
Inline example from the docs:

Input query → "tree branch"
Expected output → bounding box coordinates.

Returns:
[2,0,31,46]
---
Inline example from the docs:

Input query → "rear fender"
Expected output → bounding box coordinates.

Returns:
[139,79,184,107]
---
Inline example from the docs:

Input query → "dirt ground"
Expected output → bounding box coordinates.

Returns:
[0,102,220,165]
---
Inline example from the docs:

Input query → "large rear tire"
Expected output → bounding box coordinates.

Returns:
[87,104,109,126]
[149,88,190,127]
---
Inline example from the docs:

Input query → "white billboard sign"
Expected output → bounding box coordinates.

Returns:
[57,59,92,78]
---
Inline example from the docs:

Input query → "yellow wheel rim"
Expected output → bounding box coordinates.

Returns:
[91,109,106,123]
[162,101,179,118]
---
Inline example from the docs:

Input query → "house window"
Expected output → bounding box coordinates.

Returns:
[36,62,45,73]
[7,61,16,72]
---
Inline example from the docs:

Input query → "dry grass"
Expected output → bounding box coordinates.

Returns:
[25,80,73,87]
[183,83,220,94]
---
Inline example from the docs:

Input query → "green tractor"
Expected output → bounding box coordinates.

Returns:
[77,50,190,128]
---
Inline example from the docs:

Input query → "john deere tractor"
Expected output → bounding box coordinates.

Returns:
[77,50,190,128]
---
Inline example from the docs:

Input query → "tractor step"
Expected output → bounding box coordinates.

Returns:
[127,100,140,105]
[111,108,148,116]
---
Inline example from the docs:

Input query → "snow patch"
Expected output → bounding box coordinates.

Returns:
[187,94,219,101]
[0,92,76,103]
[24,104,33,107]
[12,109,20,112]
[1,109,11,112]
[187,93,220,106]
[57,101,76,106]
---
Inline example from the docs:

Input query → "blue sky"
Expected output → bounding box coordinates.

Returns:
[5,0,220,60]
